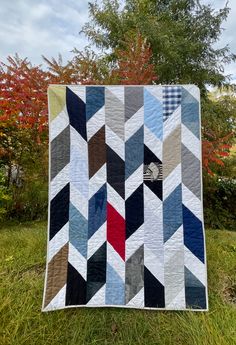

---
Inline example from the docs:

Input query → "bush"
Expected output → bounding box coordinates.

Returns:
[0,167,48,222]
[7,180,48,221]
[204,176,236,230]
[0,170,12,220]
[0,144,48,222]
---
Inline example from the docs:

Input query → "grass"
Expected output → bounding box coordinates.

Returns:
[0,221,235,345]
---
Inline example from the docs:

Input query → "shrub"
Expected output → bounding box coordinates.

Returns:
[204,176,236,230]
[7,180,48,221]
[0,170,12,220]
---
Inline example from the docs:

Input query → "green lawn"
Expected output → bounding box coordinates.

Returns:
[0,222,235,345]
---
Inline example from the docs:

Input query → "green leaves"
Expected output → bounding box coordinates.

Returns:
[82,0,235,91]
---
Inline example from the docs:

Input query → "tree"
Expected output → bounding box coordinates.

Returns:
[201,92,236,175]
[42,54,77,84]
[0,56,51,218]
[44,49,111,85]
[112,32,158,84]
[44,33,158,86]
[82,0,235,91]
[0,55,50,137]
[0,54,54,182]
[0,55,51,176]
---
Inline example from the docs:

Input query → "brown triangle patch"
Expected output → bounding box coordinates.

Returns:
[44,242,69,308]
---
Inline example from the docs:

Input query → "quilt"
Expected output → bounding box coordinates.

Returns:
[42,85,208,312]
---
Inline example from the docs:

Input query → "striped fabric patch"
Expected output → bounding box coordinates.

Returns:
[42,85,208,311]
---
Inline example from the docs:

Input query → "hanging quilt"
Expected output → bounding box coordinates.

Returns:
[42,85,208,311]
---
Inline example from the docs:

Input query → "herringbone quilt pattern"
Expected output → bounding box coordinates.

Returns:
[42,85,208,311]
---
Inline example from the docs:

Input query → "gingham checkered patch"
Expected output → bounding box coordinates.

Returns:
[163,86,182,121]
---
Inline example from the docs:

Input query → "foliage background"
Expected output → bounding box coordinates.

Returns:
[0,0,235,229]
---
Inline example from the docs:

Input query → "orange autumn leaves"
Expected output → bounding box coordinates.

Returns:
[0,55,49,133]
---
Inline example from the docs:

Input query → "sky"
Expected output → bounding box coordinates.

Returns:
[0,0,235,80]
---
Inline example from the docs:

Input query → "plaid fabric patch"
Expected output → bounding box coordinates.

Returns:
[163,86,182,121]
